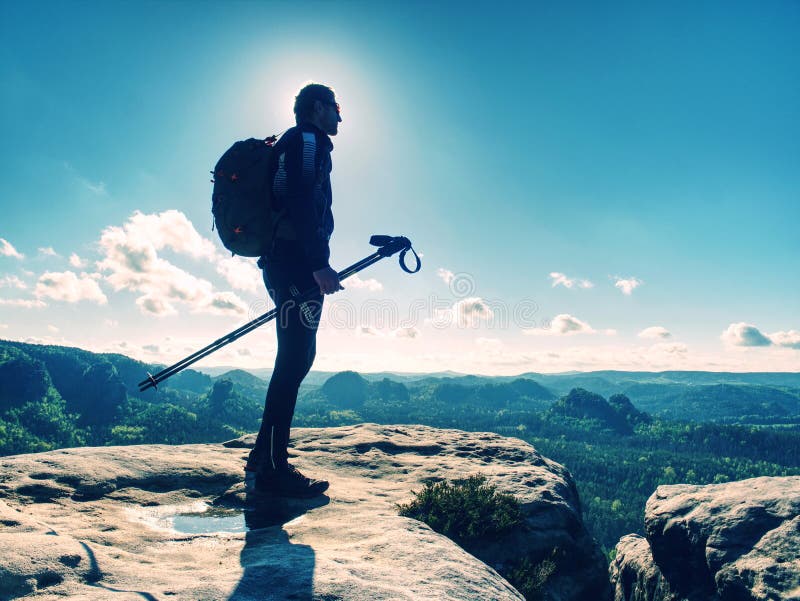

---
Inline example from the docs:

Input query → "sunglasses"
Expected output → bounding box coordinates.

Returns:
[321,100,341,115]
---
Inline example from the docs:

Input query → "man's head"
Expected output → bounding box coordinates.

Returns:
[293,83,342,136]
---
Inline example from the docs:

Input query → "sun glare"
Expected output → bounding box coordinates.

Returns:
[242,50,371,141]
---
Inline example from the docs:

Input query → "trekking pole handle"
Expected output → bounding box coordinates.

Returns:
[369,235,394,247]
[369,235,421,273]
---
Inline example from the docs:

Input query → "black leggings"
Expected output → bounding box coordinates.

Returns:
[247,245,323,473]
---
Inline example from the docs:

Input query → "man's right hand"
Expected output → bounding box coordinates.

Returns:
[313,266,344,295]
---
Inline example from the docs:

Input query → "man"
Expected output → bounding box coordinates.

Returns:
[245,83,344,498]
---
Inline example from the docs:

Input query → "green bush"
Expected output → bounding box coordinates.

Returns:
[506,550,559,601]
[398,475,560,600]
[397,474,522,548]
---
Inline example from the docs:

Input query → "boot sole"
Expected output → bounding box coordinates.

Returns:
[248,482,330,500]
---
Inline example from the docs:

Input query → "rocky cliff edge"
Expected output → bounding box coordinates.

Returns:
[610,476,800,601]
[0,424,609,600]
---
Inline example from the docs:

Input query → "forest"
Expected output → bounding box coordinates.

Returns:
[2,339,799,556]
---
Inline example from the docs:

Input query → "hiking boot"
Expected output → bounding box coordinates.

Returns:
[255,464,329,499]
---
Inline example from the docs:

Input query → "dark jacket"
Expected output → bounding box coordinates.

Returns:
[270,122,334,271]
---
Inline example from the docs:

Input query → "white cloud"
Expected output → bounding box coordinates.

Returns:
[650,342,689,356]
[64,162,108,195]
[638,326,671,339]
[83,181,107,195]
[96,210,246,317]
[38,247,59,257]
[104,319,119,327]
[452,297,494,327]
[437,268,455,285]
[549,272,594,289]
[350,325,420,339]
[34,271,108,305]
[345,274,383,292]
[523,313,596,336]
[203,291,249,316]
[133,288,249,318]
[69,253,88,268]
[0,298,47,309]
[216,255,261,293]
[614,277,642,295]
[311,328,800,373]
[135,295,177,316]
[769,330,800,350]
[1,238,24,259]
[0,276,27,289]
[47,325,59,333]
[425,296,495,329]
[721,322,773,347]
[100,210,217,264]
[391,326,420,339]
[475,337,503,354]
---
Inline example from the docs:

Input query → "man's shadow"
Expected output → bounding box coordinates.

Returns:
[228,495,329,601]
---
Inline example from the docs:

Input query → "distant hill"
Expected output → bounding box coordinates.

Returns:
[549,388,650,434]
[0,340,213,403]
[321,371,369,409]
[2,340,799,429]
[524,370,800,390]
[214,369,266,387]
[194,366,471,385]
[196,366,800,396]
[622,383,800,422]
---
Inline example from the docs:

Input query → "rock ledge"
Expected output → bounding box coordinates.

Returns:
[610,476,800,601]
[1,424,609,600]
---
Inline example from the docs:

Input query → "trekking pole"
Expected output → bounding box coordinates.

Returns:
[138,235,420,392]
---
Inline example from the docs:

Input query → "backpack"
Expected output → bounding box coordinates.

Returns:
[211,135,285,257]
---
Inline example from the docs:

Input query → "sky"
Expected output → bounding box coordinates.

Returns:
[1,1,798,375]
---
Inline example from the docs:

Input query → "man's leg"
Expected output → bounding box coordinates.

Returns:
[253,296,320,472]
[246,257,326,496]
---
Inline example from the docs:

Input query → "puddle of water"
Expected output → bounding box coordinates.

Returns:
[131,503,307,534]
[130,497,324,534]
[172,507,246,534]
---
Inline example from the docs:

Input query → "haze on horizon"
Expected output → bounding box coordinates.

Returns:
[1,1,798,375]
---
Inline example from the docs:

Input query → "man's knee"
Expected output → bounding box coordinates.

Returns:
[298,298,323,329]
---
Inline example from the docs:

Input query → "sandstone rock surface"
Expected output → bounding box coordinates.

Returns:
[610,476,800,601]
[0,424,608,600]
[609,534,680,601]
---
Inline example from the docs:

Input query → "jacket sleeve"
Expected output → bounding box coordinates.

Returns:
[281,130,331,271]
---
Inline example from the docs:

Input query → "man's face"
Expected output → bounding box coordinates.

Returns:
[316,98,342,136]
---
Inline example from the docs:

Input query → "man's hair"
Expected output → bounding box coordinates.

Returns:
[294,83,336,123]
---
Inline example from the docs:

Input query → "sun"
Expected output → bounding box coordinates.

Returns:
[241,49,371,139]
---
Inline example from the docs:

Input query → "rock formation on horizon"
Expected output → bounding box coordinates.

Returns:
[609,476,800,601]
[0,424,609,600]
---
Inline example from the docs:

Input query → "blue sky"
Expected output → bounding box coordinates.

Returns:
[1,1,798,374]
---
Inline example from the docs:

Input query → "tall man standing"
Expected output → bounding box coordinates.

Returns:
[245,83,344,498]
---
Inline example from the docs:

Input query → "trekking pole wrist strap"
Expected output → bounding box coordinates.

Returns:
[370,235,422,274]
[399,245,421,274]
